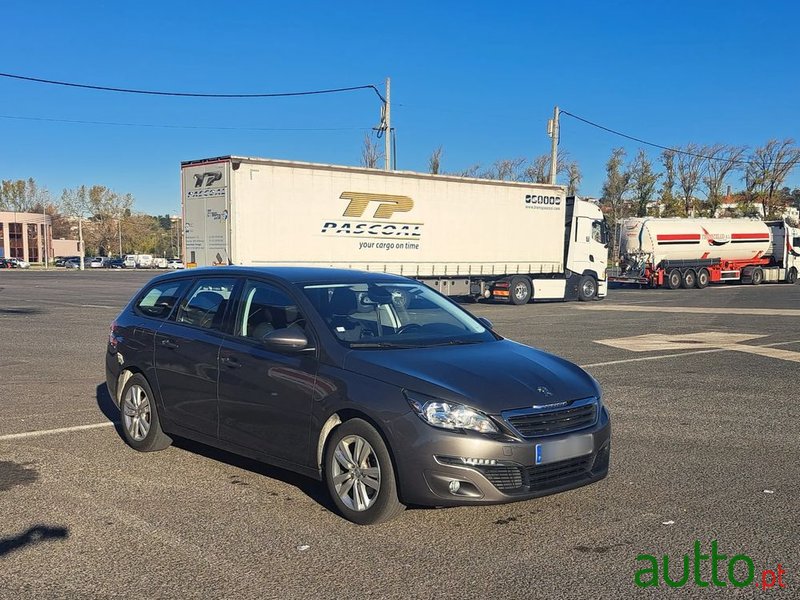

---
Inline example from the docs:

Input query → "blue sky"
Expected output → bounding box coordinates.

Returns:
[1,1,798,214]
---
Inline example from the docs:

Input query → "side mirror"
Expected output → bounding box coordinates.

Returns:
[261,327,313,353]
[477,317,494,330]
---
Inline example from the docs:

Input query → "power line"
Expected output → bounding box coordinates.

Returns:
[0,71,387,102]
[0,113,369,132]
[560,110,756,166]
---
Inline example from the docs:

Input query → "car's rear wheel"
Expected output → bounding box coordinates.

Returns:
[120,373,172,452]
[324,418,405,525]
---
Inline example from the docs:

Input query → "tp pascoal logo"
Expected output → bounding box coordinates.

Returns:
[321,192,422,239]
[194,171,223,188]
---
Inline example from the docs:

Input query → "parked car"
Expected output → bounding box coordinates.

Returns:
[0,258,13,269]
[7,257,30,269]
[166,259,185,270]
[90,257,108,268]
[123,255,138,269]
[65,257,91,269]
[136,254,154,269]
[56,256,79,267]
[153,257,169,269]
[108,259,126,269]
[106,267,610,525]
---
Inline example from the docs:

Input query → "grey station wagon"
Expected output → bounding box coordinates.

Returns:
[106,267,610,524]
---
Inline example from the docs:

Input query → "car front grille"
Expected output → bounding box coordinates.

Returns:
[503,398,598,438]
[474,454,595,493]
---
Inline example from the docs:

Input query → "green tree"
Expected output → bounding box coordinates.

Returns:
[629,149,661,217]
[600,147,631,227]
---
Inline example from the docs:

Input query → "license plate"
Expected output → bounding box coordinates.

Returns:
[535,434,594,465]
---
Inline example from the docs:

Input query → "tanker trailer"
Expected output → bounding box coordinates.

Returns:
[614,217,800,289]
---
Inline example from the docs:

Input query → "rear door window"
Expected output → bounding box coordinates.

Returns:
[135,280,190,319]
[236,279,306,340]
[176,278,237,330]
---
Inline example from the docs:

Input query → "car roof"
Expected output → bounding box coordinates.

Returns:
[150,266,411,285]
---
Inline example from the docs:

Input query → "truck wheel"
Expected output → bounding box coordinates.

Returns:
[681,269,697,289]
[751,267,764,285]
[509,276,532,305]
[665,269,682,290]
[578,275,597,301]
[787,268,798,285]
[696,268,710,289]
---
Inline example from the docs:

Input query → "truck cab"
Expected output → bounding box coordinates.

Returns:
[564,198,609,300]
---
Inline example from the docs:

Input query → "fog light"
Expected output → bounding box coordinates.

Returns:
[461,457,497,466]
[448,480,461,494]
[483,289,491,299]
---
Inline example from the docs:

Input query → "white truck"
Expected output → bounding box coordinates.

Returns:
[614,217,800,288]
[180,157,610,303]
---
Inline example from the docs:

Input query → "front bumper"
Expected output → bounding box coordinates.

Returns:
[597,279,608,298]
[391,406,611,507]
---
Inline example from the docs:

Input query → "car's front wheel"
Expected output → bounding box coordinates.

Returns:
[119,373,172,452]
[324,418,405,525]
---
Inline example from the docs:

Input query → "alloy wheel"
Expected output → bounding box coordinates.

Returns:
[123,384,151,442]
[331,435,381,511]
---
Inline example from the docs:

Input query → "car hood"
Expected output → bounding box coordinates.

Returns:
[343,339,599,414]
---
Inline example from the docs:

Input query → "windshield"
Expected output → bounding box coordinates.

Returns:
[303,282,497,348]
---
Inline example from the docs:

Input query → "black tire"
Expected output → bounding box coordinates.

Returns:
[324,418,405,525]
[681,269,697,289]
[751,267,764,285]
[665,269,682,290]
[696,268,710,289]
[787,267,798,285]
[509,276,532,305]
[577,275,597,301]
[119,373,172,452]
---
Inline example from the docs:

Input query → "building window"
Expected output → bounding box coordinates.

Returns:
[27,223,39,262]
[9,223,24,259]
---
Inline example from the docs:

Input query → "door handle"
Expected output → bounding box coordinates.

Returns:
[221,356,242,368]
[589,254,595,262]
[160,339,179,349]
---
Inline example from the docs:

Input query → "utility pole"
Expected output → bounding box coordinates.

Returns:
[548,105,560,185]
[42,202,48,270]
[384,77,391,171]
[78,216,85,270]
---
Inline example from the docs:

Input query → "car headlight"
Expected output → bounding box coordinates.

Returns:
[405,391,499,434]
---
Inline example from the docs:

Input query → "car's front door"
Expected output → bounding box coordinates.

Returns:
[217,279,317,465]
[154,276,238,439]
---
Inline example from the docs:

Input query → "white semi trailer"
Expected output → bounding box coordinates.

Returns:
[180,157,609,303]
[615,217,800,288]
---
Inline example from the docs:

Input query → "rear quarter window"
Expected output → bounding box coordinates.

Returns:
[135,280,190,319]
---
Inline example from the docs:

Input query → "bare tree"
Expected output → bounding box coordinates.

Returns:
[360,134,382,169]
[702,144,746,217]
[628,149,661,217]
[676,144,706,216]
[428,146,443,174]
[484,157,526,181]
[451,164,482,178]
[523,151,571,184]
[744,139,800,219]
[566,161,582,196]
[601,147,631,227]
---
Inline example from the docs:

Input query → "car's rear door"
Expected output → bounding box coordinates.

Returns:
[154,276,238,439]
[217,278,317,465]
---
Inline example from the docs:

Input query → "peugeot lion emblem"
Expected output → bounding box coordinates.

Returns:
[537,386,553,397]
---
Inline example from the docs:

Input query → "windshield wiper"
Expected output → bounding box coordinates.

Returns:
[349,341,419,349]
[426,339,484,347]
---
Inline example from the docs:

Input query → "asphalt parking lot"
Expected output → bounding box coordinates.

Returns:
[1,270,797,598]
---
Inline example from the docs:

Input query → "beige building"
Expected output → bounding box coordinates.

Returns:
[0,211,53,263]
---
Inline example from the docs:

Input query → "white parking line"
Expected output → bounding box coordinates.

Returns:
[0,421,117,441]
[577,305,800,317]
[581,339,800,368]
